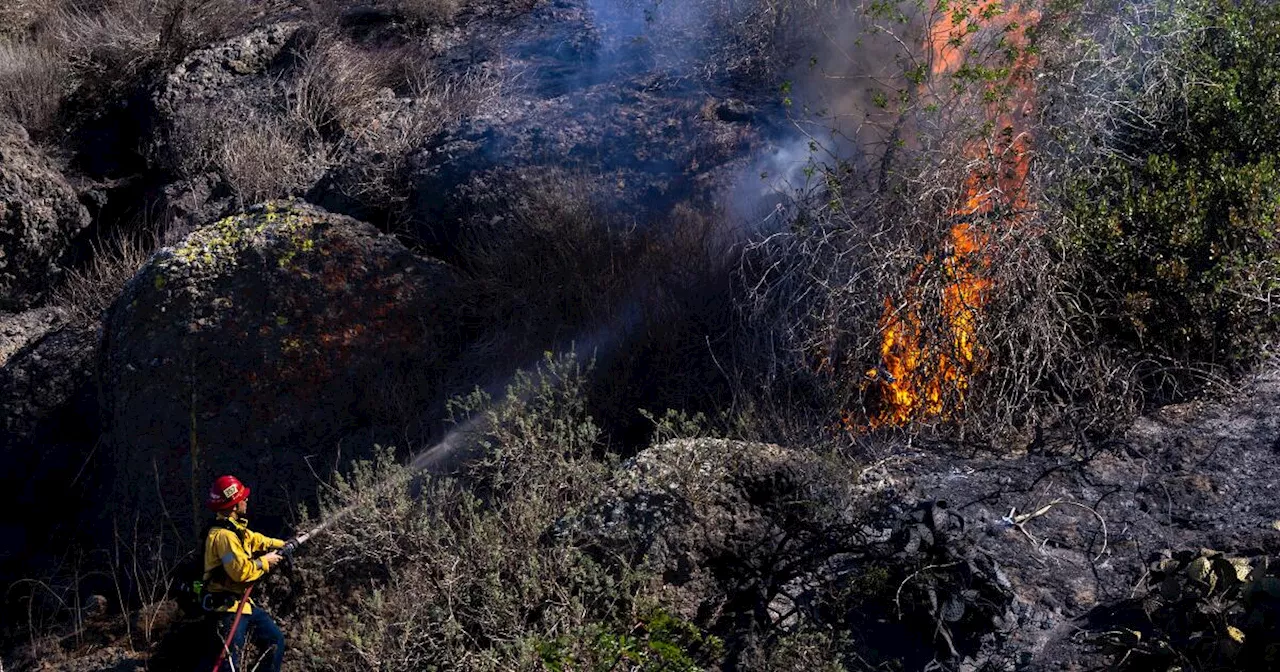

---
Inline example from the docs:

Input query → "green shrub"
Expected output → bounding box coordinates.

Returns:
[1061,0,1280,380]
[535,608,724,672]
[277,355,656,670]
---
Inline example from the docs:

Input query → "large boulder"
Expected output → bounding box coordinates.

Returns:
[101,202,461,538]
[0,121,92,310]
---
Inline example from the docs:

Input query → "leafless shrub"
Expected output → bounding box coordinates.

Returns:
[732,0,1259,446]
[4,517,183,668]
[167,105,321,208]
[1034,0,1201,179]
[216,113,319,206]
[733,0,1139,445]
[52,231,154,324]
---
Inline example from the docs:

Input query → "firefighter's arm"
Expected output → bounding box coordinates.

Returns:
[243,529,286,554]
[210,529,271,582]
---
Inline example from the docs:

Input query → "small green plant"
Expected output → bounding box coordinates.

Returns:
[536,608,724,672]
[1092,549,1280,671]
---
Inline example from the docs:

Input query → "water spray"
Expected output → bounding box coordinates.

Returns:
[278,412,485,556]
[276,305,641,558]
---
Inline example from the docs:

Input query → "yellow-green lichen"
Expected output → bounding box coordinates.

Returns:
[168,201,321,273]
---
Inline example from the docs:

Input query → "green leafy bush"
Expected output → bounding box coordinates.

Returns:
[1061,0,1280,379]
[536,608,724,672]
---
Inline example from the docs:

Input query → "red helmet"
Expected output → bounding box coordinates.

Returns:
[206,475,251,512]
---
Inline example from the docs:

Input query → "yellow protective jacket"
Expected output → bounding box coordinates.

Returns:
[203,514,285,613]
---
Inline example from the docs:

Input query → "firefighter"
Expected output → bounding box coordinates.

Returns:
[203,475,287,672]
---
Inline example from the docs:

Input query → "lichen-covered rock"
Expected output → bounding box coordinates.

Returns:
[155,22,302,117]
[101,201,460,537]
[0,121,91,310]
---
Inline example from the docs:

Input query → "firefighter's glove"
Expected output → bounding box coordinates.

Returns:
[281,539,300,558]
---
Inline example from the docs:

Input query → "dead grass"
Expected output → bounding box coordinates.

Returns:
[0,0,256,136]
[165,104,321,208]
[0,36,66,132]
[51,230,154,324]
[394,0,462,27]
[320,56,502,222]
[290,36,390,142]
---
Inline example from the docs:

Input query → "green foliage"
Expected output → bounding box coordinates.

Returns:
[639,408,714,443]
[1063,0,1280,375]
[279,355,712,670]
[536,608,724,672]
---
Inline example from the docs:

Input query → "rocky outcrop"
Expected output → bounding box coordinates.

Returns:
[156,23,302,113]
[101,202,461,539]
[0,122,92,310]
[0,321,98,445]
[152,23,319,234]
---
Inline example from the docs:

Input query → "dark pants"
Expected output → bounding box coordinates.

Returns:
[210,607,285,672]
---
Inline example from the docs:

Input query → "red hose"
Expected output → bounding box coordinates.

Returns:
[210,585,254,672]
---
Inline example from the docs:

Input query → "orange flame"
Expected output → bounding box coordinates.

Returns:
[867,1,1040,428]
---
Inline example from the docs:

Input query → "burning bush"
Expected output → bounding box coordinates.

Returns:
[742,0,1280,443]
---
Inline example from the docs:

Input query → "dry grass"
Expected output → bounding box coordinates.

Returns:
[290,36,389,142]
[394,0,462,27]
[52,231,154,324]
[165,104,321,208]
[0,36,66,132]
[0,0,255,135]
[216,114,320,206]
[323,57,502,221]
